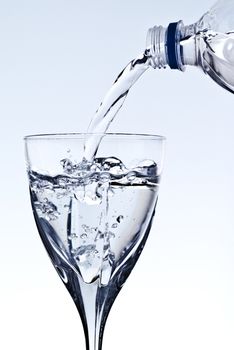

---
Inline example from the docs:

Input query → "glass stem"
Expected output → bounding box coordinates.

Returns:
[80,281,104,350]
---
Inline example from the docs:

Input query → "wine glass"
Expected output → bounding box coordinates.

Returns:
[24,133,165,350]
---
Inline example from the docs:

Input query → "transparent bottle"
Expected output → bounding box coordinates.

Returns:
[147,0,234,93]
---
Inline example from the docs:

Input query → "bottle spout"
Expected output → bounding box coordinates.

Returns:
[146,21,186,71]
[146,25,168,69]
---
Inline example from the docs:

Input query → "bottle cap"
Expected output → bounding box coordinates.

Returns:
[167,21,184,70]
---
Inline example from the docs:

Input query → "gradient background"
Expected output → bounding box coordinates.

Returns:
[0,0,234,349]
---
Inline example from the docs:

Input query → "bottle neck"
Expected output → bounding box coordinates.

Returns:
[146,21,197,70]
[146,25,168,69]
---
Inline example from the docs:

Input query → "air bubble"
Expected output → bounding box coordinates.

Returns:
[116,215,124,223]
[69,233,78,240]
[100,172,111,182]
[82,224,90,233]
[73,244,99,265]
[34,199,60,221]
[60,158,74,174]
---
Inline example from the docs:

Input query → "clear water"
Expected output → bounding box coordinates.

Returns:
[84,51,151,160]
[30,157,159,286]
[29,157,159,348]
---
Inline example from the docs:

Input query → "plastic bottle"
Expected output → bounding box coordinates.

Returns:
[147,0,234,93]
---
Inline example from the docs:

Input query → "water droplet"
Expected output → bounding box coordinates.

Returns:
[95,157,126,174]
[69,233,78,239]
[82,224,91,234]
[109,231,115,238]
[116,215,124,223]
[34,198,60,221]
[90,163,101,172]
[127,171,136,182]
[73,244,98,265]
[135,159,157,176]
[95,230,104,241]
[100,172,111,182]
[60,158,74,174]
[91,227,97,235]
[112,223,118,228]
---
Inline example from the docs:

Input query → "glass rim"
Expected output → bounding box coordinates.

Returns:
[24,132,166,141]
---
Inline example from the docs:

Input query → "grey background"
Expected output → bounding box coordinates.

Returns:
[0,0,233,349]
